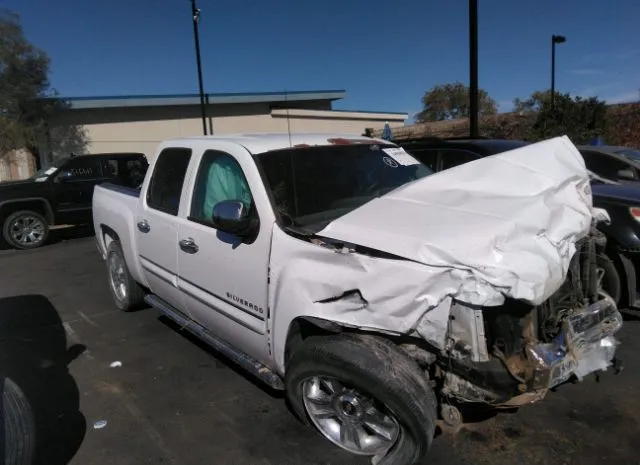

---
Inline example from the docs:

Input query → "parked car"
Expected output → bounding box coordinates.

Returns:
[400,137,640,308]
[93,133,621,465]
[589,182,640,306]
[398,136,529,171]
[577,145,640,184]
[0,152,148,250]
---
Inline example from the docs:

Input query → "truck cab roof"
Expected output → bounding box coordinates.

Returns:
[160,133,391,155]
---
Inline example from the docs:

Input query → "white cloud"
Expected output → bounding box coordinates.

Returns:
[602,90,639,104]
[570,68,604,76]
[581,50,639,64]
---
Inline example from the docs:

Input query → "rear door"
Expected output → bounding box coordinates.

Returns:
[52,156,103,224]
[137,147,193,312]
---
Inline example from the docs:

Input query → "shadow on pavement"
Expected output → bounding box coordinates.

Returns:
[158,316,284,399]
[0,295,86,465]
[621,308,640,321]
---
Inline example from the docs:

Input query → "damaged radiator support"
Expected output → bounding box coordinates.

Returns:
[440,228,622,406]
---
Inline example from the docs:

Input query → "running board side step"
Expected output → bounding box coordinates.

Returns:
[144,294,284,390]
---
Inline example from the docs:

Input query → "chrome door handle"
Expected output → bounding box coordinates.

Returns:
[137,220,150,233]
[179,238,199,254]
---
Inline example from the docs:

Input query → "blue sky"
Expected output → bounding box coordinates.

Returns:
[3,0,639,118]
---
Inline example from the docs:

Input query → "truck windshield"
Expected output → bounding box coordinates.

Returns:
[255,144,433,231]
[29,157,70,180]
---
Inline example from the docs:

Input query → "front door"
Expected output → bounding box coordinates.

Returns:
[176,146,271,364]
[137,147,193,313]
[52,156,103,224]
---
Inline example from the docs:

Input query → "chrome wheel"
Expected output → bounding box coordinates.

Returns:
[108,251,128,302]
[9,215,46,246]
[302,376,400,456]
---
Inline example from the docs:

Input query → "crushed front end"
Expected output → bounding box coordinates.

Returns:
[438,227,624,407]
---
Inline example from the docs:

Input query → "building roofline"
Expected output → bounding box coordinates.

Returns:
[327,108,409,116]
[53,89,346,110]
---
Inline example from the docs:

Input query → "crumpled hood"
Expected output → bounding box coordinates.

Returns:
[318,136,594,306]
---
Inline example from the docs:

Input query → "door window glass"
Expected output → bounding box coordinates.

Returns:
[581,151,636,180]
[440,149,480,171]
[404,148,439,171]
[57,157,101,181]
[146,148,192,215]
[190,150,253,223]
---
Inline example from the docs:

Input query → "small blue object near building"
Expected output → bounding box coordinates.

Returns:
[590,136,605,146]
[382,122,393,141]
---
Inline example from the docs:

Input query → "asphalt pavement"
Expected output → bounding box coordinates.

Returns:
[1,230,639,465]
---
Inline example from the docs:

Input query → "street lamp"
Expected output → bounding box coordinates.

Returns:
[551,34,566,110]
[469,0,478,138]
[190,0,208,135]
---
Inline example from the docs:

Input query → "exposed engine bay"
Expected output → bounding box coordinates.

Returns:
[436,226,623,407]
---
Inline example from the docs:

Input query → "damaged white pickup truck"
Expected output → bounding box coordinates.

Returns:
[93,133,623,465]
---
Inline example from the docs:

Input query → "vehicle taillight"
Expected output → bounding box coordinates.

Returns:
[629,207,640,222]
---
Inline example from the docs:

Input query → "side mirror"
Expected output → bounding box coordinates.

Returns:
[56,170,73,183]
[212,200,253,236]
[617,169,636,180]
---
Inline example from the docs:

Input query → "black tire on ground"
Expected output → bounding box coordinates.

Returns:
[1,377,36,465]
[597,253,622,305]
[106,240,146,311]
[285,334,437,465]
[2,210,49,250]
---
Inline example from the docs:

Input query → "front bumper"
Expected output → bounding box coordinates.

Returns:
[528,298,623,390]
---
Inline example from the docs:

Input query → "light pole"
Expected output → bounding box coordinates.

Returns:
[469,0,478,138]
[190,0,207,135]
[551,34,566,110]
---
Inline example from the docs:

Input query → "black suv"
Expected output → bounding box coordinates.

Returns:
[399,136,640,308]
[0,152,148,250]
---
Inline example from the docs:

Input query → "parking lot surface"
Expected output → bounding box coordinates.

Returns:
[1,232,639,465]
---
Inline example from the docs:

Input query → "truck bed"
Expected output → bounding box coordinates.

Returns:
[92,183,145,286]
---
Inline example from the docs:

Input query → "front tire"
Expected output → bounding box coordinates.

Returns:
[2,210,49,250]
[285,334,437,465]
[1,377,36,465]
[106,240,145,311]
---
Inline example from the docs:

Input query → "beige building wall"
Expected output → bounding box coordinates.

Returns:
[53,103,407,160]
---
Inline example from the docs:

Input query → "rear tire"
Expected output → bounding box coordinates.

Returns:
[106,240,145,311]
[285,334,437,465]
[1,377,36,465]
[2,210,49,250]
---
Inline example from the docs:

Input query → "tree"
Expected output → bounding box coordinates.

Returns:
[416,82,498,122]
[512,90,553,114]
[0,9,75,169]
[528,92,609,144]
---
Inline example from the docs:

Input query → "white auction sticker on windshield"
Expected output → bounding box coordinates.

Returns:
[382,147,420,166]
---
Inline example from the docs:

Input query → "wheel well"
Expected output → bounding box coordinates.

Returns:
[284,317,342,367]
[0,201,51,225]
[283,318,440,373]
[100,225,120,250]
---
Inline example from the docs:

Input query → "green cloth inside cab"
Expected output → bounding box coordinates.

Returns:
[196,154,253,221]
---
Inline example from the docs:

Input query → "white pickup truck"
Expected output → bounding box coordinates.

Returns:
[93,133,623,465]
